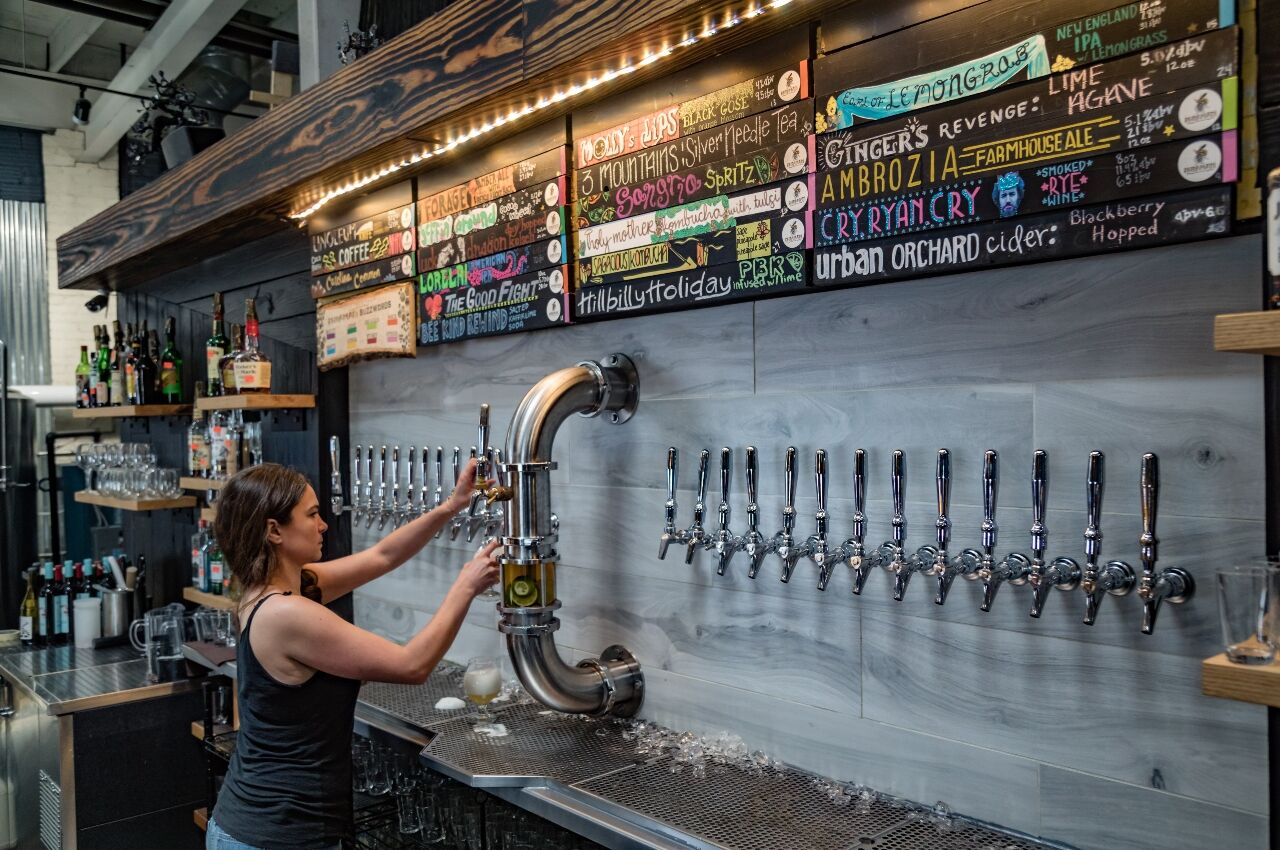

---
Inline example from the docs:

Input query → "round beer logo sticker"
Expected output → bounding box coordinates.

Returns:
[400,207,413,229]
[784,142,807,174]
[777,70,801,102]
[544,182,560,206]
[1177,88,1223,132]
[401,228,415,252]
[782,217,806,249]
[548,269,564,294]
[785,180,809,211]
[546,210,562,235]
[546,298,562,322]
[400,255,413,277]
[547,239,563,263]
[1177,139,1222,182]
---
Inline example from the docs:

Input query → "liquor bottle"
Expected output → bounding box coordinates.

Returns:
[160,317,183,403]
[109,320,124,406]
[146,329,162,399]
[192,520,209,593]
[75,345,91,408]
[48,562,69,646]
[206,293,230,396]
[19,567,36,645]
[188,381,211,477]
[206,534,225,596]
[219,324,243,396]
[37,563,53,647]
[70,561,90,601]
[134,331,156,405]
[124,326,141,404]
[60,560,78,644]
[96,325,112,407]
[87,329,101,407]
[234,298,272,394]
[133,555,148,618]
[89,560,104,596]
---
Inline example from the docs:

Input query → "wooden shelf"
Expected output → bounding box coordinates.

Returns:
[1214,310,1280,356]
[200,506,217,522]
[195,394,315,411]
[183,586,235,610]
[191,720,234,741]
[181,476,226,491]
[74,491,195,511]
[71,403,191,419]
[1202,652,1280,707]
[194,807,208,831]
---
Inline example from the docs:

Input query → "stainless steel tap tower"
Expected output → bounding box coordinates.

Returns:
[484,354,644,717]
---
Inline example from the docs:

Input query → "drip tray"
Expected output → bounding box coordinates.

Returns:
[421,703,646,788]
[570,759,1046,850]
[359,663,470,731]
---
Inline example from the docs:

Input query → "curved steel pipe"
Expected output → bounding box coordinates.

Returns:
[497,354,643,717]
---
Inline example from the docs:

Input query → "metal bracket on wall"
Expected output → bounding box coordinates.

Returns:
[266,409,308,432]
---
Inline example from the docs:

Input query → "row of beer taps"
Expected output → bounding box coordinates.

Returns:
[659,446,1194,634]
[326,406,507,542]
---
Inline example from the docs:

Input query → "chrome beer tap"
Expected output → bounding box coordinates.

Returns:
[978,453,1033,612]
[376,446,391,530]
[684,449,711,564]
[1078,451,1136,626]
[351,444,365,523]
[468,405,496,541]
[329,436,345,516]
[360,446,375,525]
[1026,451,1081,618]
[847,450,877,595]
[804,450,844,591]
[935,450,997,605]
[658,447,682,559]
[742,446,770,579]
[1136,453,1194,634]
[891,449,952,601]
[773,446,803,582]
[867,450,910,591]
[389,446,403,528]
[400,446,417,525]
[419,446,431,519]
[448,447,465,540]
[484,449,507,539]
[709,447,742,576]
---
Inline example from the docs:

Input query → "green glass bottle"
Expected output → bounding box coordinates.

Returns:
[75,345,91,409]
[205,293,230,396]
[96,326,112,406]
[159,316,183,403]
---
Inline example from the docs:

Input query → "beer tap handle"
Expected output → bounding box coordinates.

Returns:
[351,444,363,521]
[329,436,344,516]
[782,446,797,534]
[1139,452,1158,573]
[685,449,711,565]
[374,446,388,529]
[405,446,417,517]
[363,446,375,522]
[1136,453,1192,633]
[465,446,481,541]
[659,447,680,560]
[745,446,759,532]
[890,450,905,548]
[852,449,866,545]
[419,445,430,513]
[1030,450,1048,559]
[935,449,951,552]
[981,450,999,553]
[390,446,402,525]
[713,447,736,576]
[434,447,445,508]
[448,447,463,539]
[1084,450,1103,563]
[1080,451,1136,626]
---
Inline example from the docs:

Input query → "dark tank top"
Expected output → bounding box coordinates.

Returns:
[212,591,361,849]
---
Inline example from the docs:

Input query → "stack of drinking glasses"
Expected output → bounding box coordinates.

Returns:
[192,607,237,648]
[1218,564,1280,664]
[75,442,182,499]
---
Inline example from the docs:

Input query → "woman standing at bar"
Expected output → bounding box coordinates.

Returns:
[206,461,499,850]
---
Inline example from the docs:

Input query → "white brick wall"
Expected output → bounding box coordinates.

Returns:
[43,129,118,389]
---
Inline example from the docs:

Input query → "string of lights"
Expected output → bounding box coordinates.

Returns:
[288,0,797,222]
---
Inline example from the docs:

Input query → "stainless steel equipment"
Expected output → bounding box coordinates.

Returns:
[0,339,38,631]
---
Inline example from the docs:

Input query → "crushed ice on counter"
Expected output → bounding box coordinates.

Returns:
[434,697,467,710]
[476,723,509,738]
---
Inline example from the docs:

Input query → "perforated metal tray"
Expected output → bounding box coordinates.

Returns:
[571,758,1046,850]
[421,702,645,788]
[359,663,475,731]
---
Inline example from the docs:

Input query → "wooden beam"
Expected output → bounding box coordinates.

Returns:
[56,0,839,291]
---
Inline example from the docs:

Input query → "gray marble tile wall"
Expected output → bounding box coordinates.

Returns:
[346,235,1267,850]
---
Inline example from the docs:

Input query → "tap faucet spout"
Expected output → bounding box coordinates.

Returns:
[774,446,802,582]
[329,436,345,517]
[659,447,683,559]
[1135,453,1194,634]
[807,449,843,591]
[977,451,1031,612]
[684,450,711,564]
[845,450,874,594]
[938,450,996,605]
[895,448,951,602]
[389,446,402,528]
[1024,451,1081,618]
[448,447,465,540]
[1079,452,1135,625]
[709,447,742,576]
[741,447,769,578]
[371,446,386,529]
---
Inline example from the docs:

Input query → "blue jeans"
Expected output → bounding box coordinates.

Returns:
[206,817,341,850]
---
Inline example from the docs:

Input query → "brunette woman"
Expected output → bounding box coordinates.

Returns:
[206,461,499,850]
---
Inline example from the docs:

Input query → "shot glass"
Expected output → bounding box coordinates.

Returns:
[1217,567,1277,665]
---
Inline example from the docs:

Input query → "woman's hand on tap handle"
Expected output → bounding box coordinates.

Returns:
[445,458,494,513]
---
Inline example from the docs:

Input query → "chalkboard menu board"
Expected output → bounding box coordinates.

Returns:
[309,203,417,278]
[573,63,816,321]
[416,144,570,345]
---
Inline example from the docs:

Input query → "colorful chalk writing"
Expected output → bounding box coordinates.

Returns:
[417,148,565,222]
[576,137,811,227]
[815,29,1237,172]
[419,265,569,346]
[311,253,417,299]
[574,251,807,320]
[814,132,1235,247]
[309,204,416,276]
[418,237,565,294]
[814,185,1231,286]
[575,102,813,196]
[815,0,1231,130]
[418,179,564,246]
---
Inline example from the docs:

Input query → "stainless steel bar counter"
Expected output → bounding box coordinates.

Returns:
[184,647,1066,850]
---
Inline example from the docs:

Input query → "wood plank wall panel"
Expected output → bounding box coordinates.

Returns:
[346,235,1267,850]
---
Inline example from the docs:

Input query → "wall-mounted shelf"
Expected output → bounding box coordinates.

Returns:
[183,586,235,611]
[181,476,226,491]
[200,506,217,522]
[1202,653,1280,707]
[1213,310,1280,356]
[74,491,195,511]
[195,394,315,411]
[71,403,191,419]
